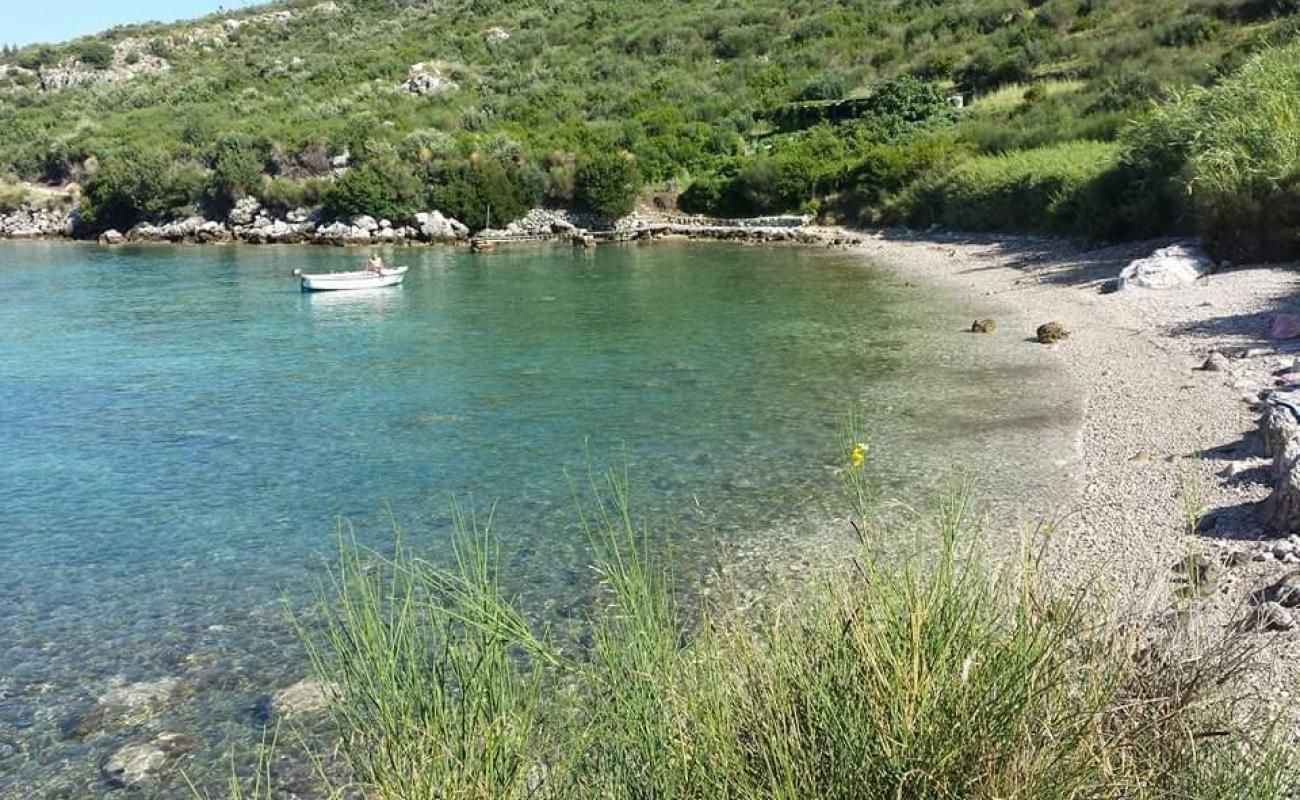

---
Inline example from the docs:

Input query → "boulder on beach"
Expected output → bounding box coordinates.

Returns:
[970,319,997,334]
[1117,243,1213,290]
[98,229,124,245]
[1271,313,1300,340]
[1036,322,1069,344]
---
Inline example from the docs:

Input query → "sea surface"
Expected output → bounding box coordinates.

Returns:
[0,240,1078,796]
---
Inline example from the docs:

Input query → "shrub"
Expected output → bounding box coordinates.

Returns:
[1120,41,1300,259]
[845,135,967,220]
[79,149,173,230]
[75,42,115,70]
[575,152,641,219]
[258,177,331,213]
[428,160,536,230]
[206,137,264,213]
[324,156,423,222]
[0,183,30,213]
[891,140,1120,233]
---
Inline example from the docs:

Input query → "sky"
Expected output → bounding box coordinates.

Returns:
[7,0,264,47]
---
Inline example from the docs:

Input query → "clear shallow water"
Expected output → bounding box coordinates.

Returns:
[0,240,1077,796]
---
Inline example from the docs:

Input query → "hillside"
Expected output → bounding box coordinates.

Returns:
[3,0,1300,254]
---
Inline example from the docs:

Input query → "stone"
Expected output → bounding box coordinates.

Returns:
[1261,394,1300,459]
[103,732,195,787]
[1248,601,1294,632]
[484,26,511,44]
[228,196,262,226]
[403,62,458,96]
[1036,322,1069,344]
[99,677,179,713]
[1200,351,1230,372]
[352,215,378,232]
[1272,313,1300,340]
[1171,554,1219,597]
[271,679,335,717]
[98,229,124,245]
[1266,570,1300,607]
[1117,243,1214,290]
[413,210,469,241]
[970,319,997,334]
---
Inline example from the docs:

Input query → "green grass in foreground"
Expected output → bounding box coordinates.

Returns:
[274,457,1293,799]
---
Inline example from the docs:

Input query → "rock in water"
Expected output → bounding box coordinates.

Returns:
[1117,243,1214,290]
[1036,322,1069,344]
[103,732,195,787]
[970,319,997,334]
[271,678,336,717]
[98,229,124,245]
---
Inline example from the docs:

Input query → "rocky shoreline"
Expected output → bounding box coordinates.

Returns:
[0,199,862,249]
[858,231,1300,701]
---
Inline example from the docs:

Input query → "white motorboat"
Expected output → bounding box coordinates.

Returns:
[297,266,408,291]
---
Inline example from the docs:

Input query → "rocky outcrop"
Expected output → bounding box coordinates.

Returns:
[403,62,458,95]
[1117,242,1214,290]
[414,210,470,241]
[0,205,73,237]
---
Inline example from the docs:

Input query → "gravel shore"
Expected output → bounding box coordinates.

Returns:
[858,231,1300,693]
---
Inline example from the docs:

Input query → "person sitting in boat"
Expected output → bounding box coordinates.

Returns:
[365,253,385,274]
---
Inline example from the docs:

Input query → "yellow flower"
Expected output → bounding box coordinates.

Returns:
[849,442,868,468]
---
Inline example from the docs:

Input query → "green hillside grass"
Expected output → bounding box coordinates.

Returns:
[4,0,1300,256]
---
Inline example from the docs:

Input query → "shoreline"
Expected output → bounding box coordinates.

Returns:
[855,232,1300,692]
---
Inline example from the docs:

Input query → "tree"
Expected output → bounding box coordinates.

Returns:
[427,159,537,230]
[206,136,264,213]
[323,155,423,221]
[79,149,171,231]
[575,152,640,219]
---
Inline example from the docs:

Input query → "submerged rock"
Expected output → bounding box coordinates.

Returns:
[271,678,336,717]
[1117,243,1213,290]
[1036,322,1069,344]
[103,732,195,787]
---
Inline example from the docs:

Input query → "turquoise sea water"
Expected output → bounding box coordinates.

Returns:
[0,241,1077,796]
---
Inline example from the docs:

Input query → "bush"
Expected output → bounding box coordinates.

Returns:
[324,156,423,222]
[428,160,537,230]
[79,149,173,230]
[891,140,1120,233]
[1119,41,1300,259]
[0,184,31,213]
[258,177,331,213]
[844,135,967,221]
[75,42,115,69]
[206,136,264,213]
[575,152,641,219]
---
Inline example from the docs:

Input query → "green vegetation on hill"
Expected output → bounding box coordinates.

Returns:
[3,0,1300,254]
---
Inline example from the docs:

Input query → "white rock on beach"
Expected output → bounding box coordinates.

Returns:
[1117,243,1214,290]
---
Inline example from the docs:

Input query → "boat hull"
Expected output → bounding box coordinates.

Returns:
[300,267,408,291]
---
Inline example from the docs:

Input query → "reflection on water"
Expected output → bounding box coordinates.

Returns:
[0,241,1078,796]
